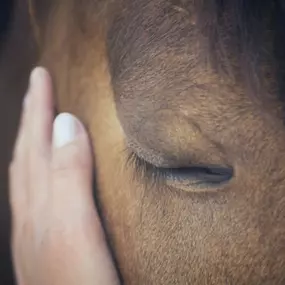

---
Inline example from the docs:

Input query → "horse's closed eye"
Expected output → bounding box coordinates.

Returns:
[127,151,233,192]
[162,165,234,192]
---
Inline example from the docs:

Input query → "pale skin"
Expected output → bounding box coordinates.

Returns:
[9,67,120,285]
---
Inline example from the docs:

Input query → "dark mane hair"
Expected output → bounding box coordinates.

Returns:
[200,0,285,104]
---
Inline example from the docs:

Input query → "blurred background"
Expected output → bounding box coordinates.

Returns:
[0,1,37,283]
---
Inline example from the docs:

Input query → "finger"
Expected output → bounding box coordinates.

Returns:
[10,67,54,219]
[12,67,53,163]
[28,67,54,168]
[29,67,54,151]
[26,67,54,206]
[50,113,119,284]
[51,113,93,206]
[71,222,121,285]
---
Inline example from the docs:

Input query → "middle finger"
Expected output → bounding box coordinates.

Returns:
[27,67,54,203]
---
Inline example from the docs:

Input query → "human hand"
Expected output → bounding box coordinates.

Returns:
[9,67,120,285]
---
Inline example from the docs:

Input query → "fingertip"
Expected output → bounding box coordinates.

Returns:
[30,67,50,87]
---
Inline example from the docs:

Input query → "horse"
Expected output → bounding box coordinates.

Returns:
[18,0,285,284]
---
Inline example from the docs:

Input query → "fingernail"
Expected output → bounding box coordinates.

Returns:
[52,113,84,148]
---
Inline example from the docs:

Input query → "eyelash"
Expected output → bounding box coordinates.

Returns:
[125,149,168,188]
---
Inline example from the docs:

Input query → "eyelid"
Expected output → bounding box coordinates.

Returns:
[125,149,233,191]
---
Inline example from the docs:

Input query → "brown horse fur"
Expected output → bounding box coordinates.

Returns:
[29,0,285,284]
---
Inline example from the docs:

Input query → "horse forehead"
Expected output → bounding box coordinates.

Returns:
[107,0,211,107]
[106,0,285,121]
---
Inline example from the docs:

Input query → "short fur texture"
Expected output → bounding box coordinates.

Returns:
[31,0,285,284]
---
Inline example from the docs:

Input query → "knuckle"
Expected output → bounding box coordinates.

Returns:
[51,145,90,177]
